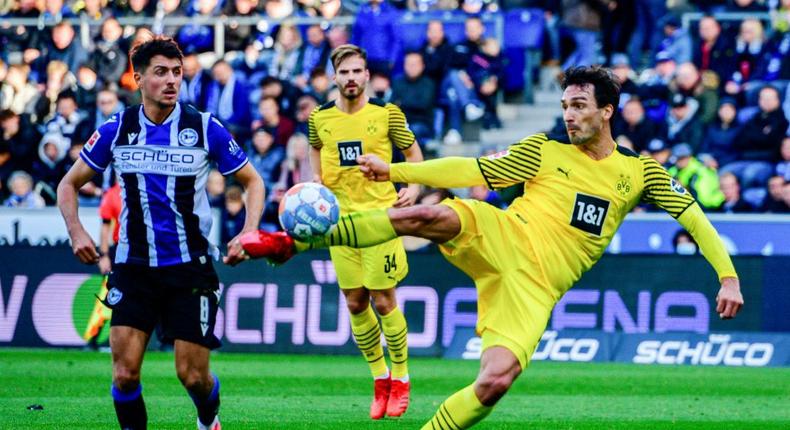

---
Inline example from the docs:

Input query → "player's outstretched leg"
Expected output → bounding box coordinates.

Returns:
[372,290,410,418]
[345,290,391,420]
[110,327,149,429]
[176,341,221,430]
[240,205,461,260]
[421,346,521,429]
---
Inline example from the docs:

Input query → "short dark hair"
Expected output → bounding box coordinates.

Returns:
[561,66,621,111]
[130,35,184,73]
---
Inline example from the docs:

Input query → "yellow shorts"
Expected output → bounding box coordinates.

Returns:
[439,198,555,369]
[330,237,408,290]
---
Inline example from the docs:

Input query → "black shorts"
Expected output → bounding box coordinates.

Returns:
[106,258,221,349]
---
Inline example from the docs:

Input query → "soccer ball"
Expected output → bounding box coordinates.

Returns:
[278,183,340,241]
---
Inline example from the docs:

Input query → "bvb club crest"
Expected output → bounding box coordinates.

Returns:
[615,174,632,197]
[366,120,378,135]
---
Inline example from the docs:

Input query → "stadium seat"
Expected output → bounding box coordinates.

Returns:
[737,106,760,125]
[397,12,428,52]
[743,187,767,209]
[503,8,544,50]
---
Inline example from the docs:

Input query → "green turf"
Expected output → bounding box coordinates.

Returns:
[1,349,788,429]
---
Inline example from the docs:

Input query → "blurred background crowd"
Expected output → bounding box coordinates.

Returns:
[1,0,789,242]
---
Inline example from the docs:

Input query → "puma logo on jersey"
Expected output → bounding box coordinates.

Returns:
[557,167,571,179]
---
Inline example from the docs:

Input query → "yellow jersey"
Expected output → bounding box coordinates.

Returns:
[308,98,415,213]
[477,132,696,294]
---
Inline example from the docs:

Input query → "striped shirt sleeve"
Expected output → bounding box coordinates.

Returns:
[476,134,545,189]
[308,107,322,149]
[387,103,416,149]
[640,156,696,218]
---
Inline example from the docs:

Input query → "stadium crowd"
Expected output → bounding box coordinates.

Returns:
[1,0,789,233]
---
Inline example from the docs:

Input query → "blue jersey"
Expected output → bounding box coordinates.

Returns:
[80,102,248,267]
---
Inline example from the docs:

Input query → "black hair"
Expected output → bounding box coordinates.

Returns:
[561,66,621,111]
[130,35,184,73]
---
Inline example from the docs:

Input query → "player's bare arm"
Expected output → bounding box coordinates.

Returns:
[98,219,113,274]
[57,157,100,265]
[309,146,323,183]
[224,163,265,266]
[393,142,424,208]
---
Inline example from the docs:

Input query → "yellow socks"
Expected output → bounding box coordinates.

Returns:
[350,305,388,378]
[296,209,397,251]
[421,384,493,429]
[380,307,409,380]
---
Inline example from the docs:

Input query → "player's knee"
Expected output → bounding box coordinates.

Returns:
[177,366,208,392]
[475,372,516,406]
[113,366,141,391]
[393,205,442,234]
[346,297,370,314]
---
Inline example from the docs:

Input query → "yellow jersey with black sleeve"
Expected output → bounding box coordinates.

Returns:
[308,98,415,213]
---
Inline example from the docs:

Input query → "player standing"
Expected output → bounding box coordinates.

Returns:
[308,44,424,419]
[57,36,264,430]
[240,66,744,428]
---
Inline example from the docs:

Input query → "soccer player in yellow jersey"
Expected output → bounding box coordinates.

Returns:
[308,44,424,420]
[240,66,744,428]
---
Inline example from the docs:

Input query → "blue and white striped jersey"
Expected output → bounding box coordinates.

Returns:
[80,102,248,267]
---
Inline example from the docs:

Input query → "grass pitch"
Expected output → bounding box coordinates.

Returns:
[1,349,788,429]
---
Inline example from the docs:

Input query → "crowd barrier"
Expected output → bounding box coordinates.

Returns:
[1,246,788,366]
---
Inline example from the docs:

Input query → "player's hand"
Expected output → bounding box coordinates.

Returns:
[358,154,390,182]
[98,255,112,274]
[394,185,420,208]
[715,277,743,319]
[69,227,99,264]
[311,174,323,184]
[223,233,251,266]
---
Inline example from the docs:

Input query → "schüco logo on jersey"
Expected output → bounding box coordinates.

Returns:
[30,274,111,346]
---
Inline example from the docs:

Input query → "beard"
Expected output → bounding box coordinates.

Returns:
[341,84,363,100]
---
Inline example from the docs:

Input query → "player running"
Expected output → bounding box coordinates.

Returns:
[308,44,424,419]
[239,66,743,429]
[57,35,264,430]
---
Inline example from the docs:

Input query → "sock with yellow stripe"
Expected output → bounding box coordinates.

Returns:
[421,384,493,430]
[350,304,388,378]
[380,307,409,380]
[295,209,397,252]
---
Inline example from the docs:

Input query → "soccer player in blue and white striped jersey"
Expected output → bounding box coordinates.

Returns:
[57,35,264,430]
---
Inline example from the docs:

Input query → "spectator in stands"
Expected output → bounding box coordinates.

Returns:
[32,132,68,204]
[561,0,607,69]
[260,76,301,119]
[269,23,303,81]
[420,20,454,93]
[123,0,156,18]
[442,17,487,144]
[763,27,790,82]
[247,127,285,197]
[157,0,189,39]
[75,89,124,145]
[600,0,636,66]
[45,91,84,146]
[36,23,88,75]
[1,64,38,115]
[613,98,661,153]
[775,0,790,33]
[370,72,392,102]
[206,59,252,140]
[34,60,76,124]
[469,38,503,129]
[60,142,102,205]
[725,0,767,13]
[724,19,769,96]
[233,44,269,87]
[656,14,692,65]
[693,15,736,85]
[75,64,99,110]
[254,96,296,148]
[610,54,640,107]
[723,86,788,187]
[0,109,40,173]
[277,132,312,188]
[265,0,295,18]
[698,97,740,170]
[0,0,40,59]
[306,68,332,104]
[351,0,399,75]
[665,93,703,150]
[220,185,246,244]
[4,171,45,208]
[294,94,318,135]
[41,0,75,21]
[645,137,672,167]
[75,0,112,41]
[222,0,261,53]
[762,175,790,212]
[392,52,436,143]
[0,136,11,199]
[637,51,674,123]
[672,229,698,255]
[717,172,753,213]
[180,54,211,110]
[294,25,331,90]
[671,62,718,125]
[668,143,725,210]
[776,137,790,180]
[206,169,225,208]
[179,0,221,53]
[92,18,127,87]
